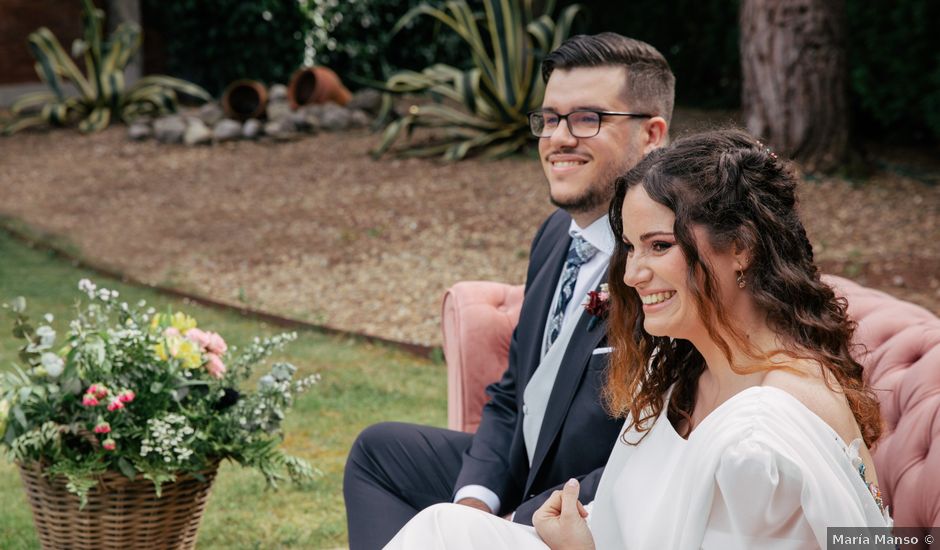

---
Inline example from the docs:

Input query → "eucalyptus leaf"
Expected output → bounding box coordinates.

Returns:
[117,457,137,480]
[13,406,27,428]
[62,376,82,395]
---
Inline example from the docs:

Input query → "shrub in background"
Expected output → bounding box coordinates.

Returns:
[4,0,210,134]
[373,0,583,161]
[559,0,741,109]
[561,0,940,143]
[141,0,309,96]
[846,0,940,143]
[302,0,475,88]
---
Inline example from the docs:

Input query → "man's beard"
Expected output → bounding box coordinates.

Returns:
[548,153,639,216]
[549,183,613,215]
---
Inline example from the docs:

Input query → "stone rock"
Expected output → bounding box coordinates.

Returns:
[242,118,262,139]
[347,88,383,115]
[127,122,152,141]
[266,100,292,121]
[349,109,371,128]
[213,118,243,142]
[319,103,351,131]
[288,110,318,133]
[197,102,224,126]
[263,118,296,140]
[269,83,288,102]
[296,104,324,130]
[183,118,212,145]
[153,116,186,144]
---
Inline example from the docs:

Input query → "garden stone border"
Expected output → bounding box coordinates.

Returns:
[130,87,378,145]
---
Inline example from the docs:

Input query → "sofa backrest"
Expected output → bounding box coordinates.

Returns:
[441,275,940,535]
[823,275,940,535]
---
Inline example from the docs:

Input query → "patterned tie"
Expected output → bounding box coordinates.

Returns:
[546,235,598,347]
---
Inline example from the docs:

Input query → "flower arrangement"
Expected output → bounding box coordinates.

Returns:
[0,279,317,506]
[583,283,610,330]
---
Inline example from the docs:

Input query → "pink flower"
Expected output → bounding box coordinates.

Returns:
[205,353,227,379]
[205,332,227,355]
[94,422,111,434]
[185,328,227,355]
[164,327,181,338]
[82,395,100,407]
[107,399,125,412]
[185,328,211,349]
[102,438,116,451]
[87,384,109,399]
[118,390,135,403]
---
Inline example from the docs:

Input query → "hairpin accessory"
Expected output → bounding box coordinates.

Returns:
[755,139,778,160]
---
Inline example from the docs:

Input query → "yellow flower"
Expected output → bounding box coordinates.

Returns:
[176,339,203,370]
[169,312,197,333]
[150,312,197,333]
[154,341,169,361]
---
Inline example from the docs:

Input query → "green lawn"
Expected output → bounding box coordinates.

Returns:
[0,231,447,549]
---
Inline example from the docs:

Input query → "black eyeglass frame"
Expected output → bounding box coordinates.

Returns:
[527,109,654,138]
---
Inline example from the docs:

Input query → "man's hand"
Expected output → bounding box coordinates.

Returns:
[456,497,493,514]
[532,478,594,550]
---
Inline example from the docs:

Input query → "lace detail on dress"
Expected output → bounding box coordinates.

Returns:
[846,438,893,526]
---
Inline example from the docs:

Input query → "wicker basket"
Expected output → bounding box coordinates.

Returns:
[18,461,219,550]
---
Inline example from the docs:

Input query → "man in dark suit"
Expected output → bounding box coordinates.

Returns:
[343,33,675,549]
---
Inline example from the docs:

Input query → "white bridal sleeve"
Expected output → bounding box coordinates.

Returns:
[701,437,817,550]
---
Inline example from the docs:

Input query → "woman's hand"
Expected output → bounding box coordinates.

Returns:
[532,478,594,550]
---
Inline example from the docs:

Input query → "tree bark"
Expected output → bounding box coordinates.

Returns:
[740,0,848,173]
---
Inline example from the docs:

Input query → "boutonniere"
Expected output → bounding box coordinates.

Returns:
[584,283,610,330]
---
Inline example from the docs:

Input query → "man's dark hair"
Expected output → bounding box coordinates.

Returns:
[542,33,675,124]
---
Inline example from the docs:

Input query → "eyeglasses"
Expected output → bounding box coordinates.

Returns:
[527,109,653,138]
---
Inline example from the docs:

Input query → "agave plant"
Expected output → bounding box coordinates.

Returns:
[3,0,211,135]
[373,0,582,161]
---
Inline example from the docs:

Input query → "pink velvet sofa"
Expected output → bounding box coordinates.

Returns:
[441,275,940,543]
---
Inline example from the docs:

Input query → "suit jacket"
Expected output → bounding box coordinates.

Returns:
[453,209,624,524]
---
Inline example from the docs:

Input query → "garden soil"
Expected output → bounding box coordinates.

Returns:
[1,111,938,347]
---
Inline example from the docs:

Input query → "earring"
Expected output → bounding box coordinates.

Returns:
[736,270,746,289]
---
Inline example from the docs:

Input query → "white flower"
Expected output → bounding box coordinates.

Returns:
[35,326,56,347]
[41,352,65,378]
[78,279,96,297]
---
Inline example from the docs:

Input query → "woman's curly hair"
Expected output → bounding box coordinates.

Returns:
[604,128,882,447]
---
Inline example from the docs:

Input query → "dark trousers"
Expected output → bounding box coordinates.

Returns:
[343,421,474,550]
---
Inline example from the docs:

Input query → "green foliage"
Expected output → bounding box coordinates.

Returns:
[142,0,309,96]
[302,0,474,87]
[0,282,316,507]
[374,0,583,161]
[846,0,940,142]
[561,0,741,109]
[3,0,210,135]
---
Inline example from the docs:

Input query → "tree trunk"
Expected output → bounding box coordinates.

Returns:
[740,0,848,173]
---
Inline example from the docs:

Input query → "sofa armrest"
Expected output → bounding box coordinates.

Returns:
[441,281,524,432]
[823,274,940,533]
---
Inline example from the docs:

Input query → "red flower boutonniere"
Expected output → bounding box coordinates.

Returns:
[584,284,610,330]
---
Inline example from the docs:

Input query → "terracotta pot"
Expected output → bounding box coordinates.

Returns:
[221,80,268,121]
[287,66,352,109]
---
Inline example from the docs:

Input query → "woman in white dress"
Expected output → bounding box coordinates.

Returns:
[386,129,890,549]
